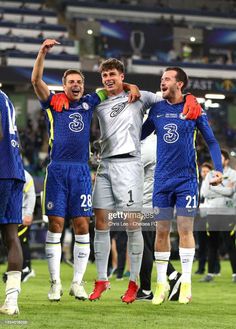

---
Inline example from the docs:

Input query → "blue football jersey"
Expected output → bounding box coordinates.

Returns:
[0,90,25,181]
[40,92,101,163]
[142,100,222,180]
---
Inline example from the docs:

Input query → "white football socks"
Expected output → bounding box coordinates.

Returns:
[154,251,171,283]
[179,247,195,283]
[73,233,90,284]
[5,271,21,307]
[45,231,62,282]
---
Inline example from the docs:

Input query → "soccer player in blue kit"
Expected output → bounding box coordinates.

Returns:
[141,67,223,305]
[0,90,25,315]
[31,39,110,301]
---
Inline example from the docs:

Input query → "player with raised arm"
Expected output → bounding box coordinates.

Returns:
[31,40,140,302]
[0,89,25,315]
[31,39,110,302]
[141,67,223,305]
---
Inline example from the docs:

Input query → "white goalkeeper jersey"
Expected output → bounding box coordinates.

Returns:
[95,90,161,159]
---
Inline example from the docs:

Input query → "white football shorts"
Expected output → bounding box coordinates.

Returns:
[92,157,144,211]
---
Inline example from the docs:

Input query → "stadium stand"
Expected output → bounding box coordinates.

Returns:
[0,0,79,69]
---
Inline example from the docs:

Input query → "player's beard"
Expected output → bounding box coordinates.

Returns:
[162,86,176,101]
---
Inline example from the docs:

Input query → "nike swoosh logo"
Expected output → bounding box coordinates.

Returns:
[187,209,195,212]
[156,114,164,118]
[84,208,91,211]
[126,202,134,207]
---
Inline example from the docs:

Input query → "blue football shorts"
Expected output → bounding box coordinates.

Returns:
[153,177,199,220]
[43,161,92,219]
[0,179,24,224]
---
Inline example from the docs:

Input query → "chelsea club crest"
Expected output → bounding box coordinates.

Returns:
[82,102,89,110]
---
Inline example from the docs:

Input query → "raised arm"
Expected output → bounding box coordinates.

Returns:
[31,39,60,101]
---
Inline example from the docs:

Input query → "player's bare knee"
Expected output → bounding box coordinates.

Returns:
[4,234,20,250]
[48,221,64,233]
[179,230,193,244]
[48,216,64,233]
[73,217,89,234]
[156,235,169,247]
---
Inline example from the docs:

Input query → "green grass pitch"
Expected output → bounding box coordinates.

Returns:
[0,260,235,329]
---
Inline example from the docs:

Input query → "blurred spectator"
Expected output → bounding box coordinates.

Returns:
[182,43,192,62]
[39,17,46,24]
[6,29,13,37]
[19,112,48,176]
[99,36,109,59]
[37,31,45,39]
[60,48,68,55]
[167,48,179,62]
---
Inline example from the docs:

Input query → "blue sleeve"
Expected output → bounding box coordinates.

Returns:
[39,92,54,111]
[141,107,155,140]
[84,93,101,108]
[197,112,223,172]
[0,95,4,140]
[0,111,2,141]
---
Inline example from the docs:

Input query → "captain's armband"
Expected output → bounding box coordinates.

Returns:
[96,88,107,102]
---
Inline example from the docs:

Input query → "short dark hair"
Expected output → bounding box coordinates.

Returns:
[221,149,230,161]
[201,162,213,170]
[164,67,188,90]
[99,58,125,74]
[62,69,84,84]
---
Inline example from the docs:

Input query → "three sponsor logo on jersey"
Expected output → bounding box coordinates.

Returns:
[110,101,128,117]
[68,102,89,132]
[156,112,191,144]
[69,113,84,132]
